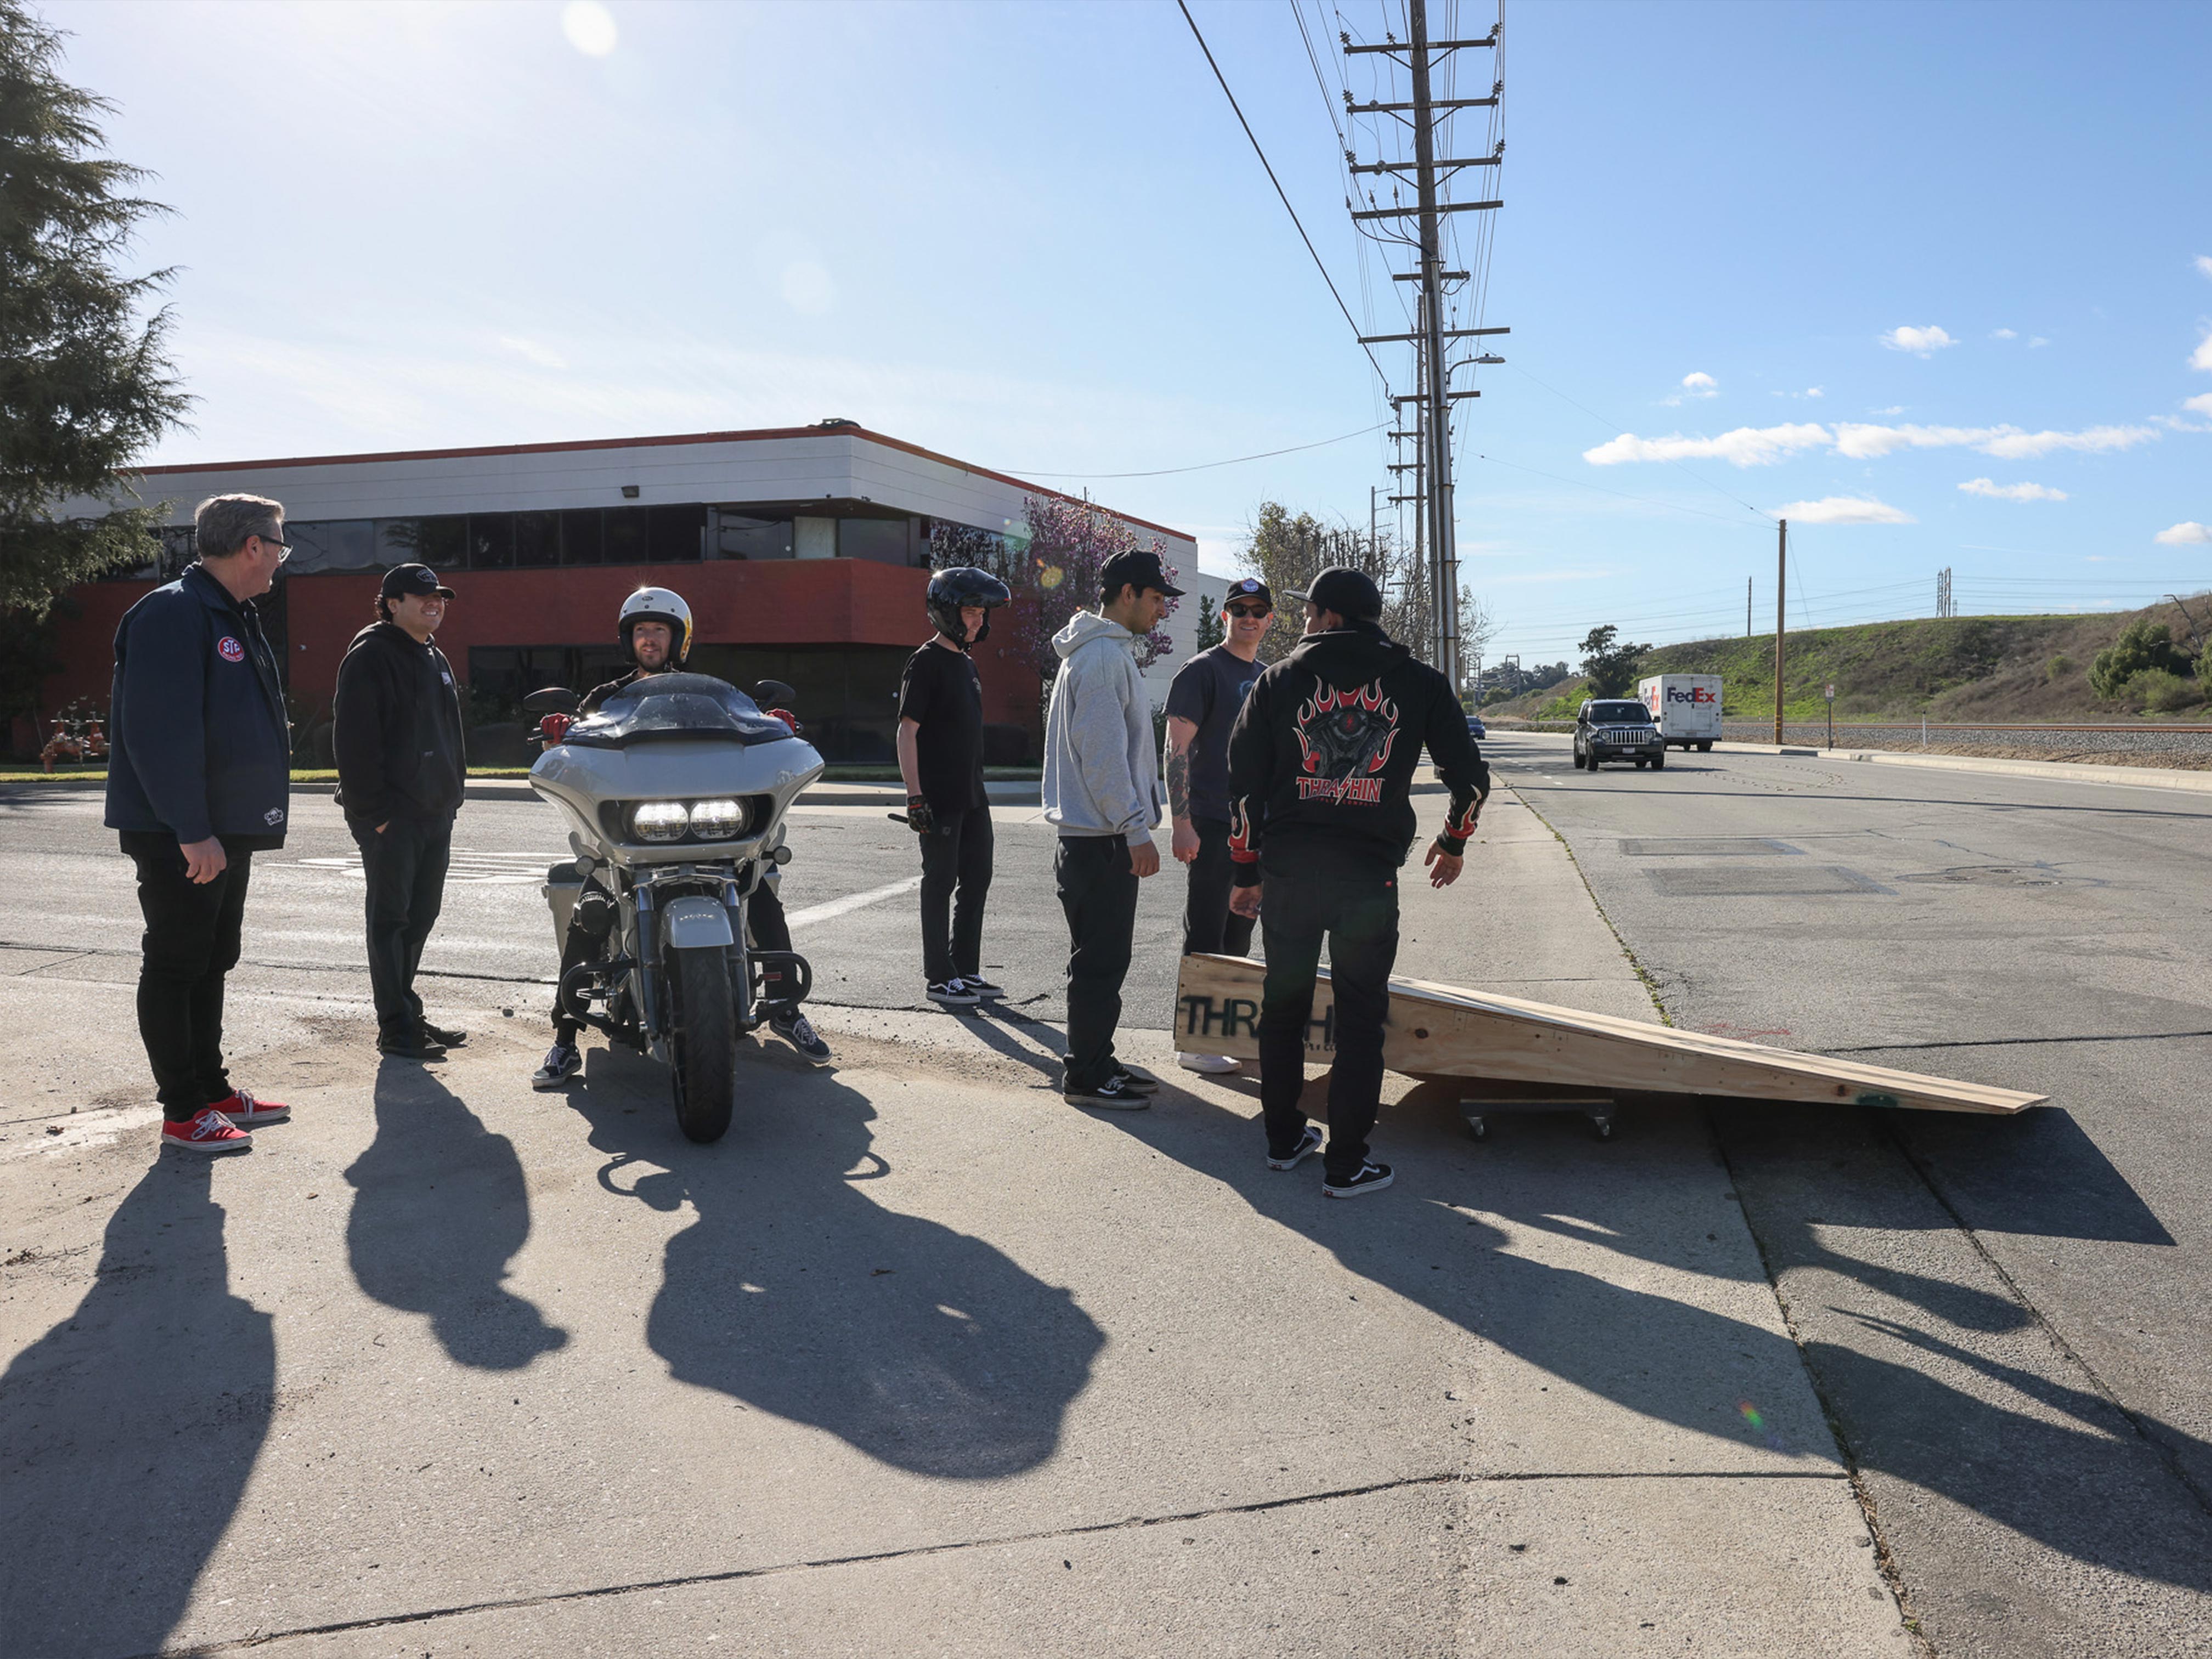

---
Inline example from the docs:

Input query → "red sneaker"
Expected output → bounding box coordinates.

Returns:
[210,1089,289,1127]
[161,1107,252,1154]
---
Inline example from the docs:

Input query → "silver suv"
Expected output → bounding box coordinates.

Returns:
[1573,698,1665,772]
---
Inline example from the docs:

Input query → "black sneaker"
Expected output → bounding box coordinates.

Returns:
[1107,1065,1160,1094]
[768,1006,832,1062]
[1064,1074,1150,1110]
[421,1020,469,1047]
[927,979,981,1008]
[1266,1124,1325,1171]
[963,976,1007,999]
[532,1042,581,1089]
[379,1031,447,1060]
[1322,1161,1394,1199]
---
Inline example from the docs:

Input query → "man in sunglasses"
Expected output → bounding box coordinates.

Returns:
[1163,576,1272,1074]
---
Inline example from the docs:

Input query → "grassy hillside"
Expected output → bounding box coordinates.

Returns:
[1487,597,2212,723]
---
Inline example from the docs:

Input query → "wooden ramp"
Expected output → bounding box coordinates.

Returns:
[1174,954,2044,1116]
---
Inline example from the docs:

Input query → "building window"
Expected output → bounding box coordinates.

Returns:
[467,514,514,571]
[840,516,912,566]
[513,510,560,569]
[648,504,706,563]
[713,512,793,560]
[605,506,649,565]
[560,508,604,566]
[285,520,377,574]
[415,516,467,569]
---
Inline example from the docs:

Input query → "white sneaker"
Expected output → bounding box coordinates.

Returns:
[1176,1052,1242,1074]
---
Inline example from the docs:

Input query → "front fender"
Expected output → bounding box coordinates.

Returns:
[662,895,733,951]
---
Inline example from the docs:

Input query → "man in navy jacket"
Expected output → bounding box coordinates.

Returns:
[105,494,296,1155]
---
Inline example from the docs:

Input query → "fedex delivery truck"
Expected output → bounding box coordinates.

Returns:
[1639,674,1722,751]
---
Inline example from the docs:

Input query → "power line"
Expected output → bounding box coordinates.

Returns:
[1009,420,1390,479]
[1176,1,1391,387]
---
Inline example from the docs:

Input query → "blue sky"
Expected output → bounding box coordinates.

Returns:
[43,0,2212,670]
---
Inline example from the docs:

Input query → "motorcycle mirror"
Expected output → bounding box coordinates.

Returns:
[523,686,582,715]
[754,679,796,709]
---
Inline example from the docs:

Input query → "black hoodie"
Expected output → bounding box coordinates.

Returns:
[1224,621,1488,885]
[332,622,466,825]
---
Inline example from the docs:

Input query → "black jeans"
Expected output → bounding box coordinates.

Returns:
[1257,865,1401,1180]
[1054,836,1139,1091]
[1181,816,1256,959]
[122,833,256,1120]
[919,808,995,984]
[352,815,453,1039]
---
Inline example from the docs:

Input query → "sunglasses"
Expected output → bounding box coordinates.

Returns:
[1224,604,1272,618]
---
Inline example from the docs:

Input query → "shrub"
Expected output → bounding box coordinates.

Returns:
[2130,668,2200,714]
[2090,620,2191,699]
[2045,653,2074,681]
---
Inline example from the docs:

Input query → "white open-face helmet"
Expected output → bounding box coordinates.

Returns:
[619,586,692,665]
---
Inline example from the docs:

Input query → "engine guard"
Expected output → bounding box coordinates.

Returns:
[751,950,812,1009]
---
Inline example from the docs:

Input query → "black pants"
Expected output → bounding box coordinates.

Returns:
[553,876,793,1043]
[919,808,995,984]
[1181,816,1255,959]
[352,815,453,1039]
[1257,865,1401,1181]
[122,833,255,1120]
[1054,836,1139,1091]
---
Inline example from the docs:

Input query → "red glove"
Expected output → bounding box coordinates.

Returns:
[539,712,573,746]
[768,708,798,733]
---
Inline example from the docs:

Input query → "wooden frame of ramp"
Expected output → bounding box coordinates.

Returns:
[1173,954,2044,1116]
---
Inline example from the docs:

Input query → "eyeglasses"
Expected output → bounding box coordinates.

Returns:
[252,532,293,562]
[1224,605,1272,619]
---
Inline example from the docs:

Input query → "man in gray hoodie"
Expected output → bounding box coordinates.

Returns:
[1042,549,1183,1108]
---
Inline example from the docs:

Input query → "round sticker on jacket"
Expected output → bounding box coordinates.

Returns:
[216,636,245,662]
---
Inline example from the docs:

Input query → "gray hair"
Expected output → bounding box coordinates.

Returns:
[194,493,286,558]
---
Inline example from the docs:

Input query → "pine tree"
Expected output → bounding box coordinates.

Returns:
[0,0,189,620]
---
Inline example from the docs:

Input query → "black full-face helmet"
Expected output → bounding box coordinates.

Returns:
[926,566,1013,651]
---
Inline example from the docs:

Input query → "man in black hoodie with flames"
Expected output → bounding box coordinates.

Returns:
[1225,567,1488,1198]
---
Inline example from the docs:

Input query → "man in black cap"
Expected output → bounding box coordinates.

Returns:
[1225,566,1488,1197]
[1041,546,1182,1109]
[1164,575,1271,1074]
[334,563,467,1059]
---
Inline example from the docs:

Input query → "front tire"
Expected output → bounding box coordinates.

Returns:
[1652,752,1666,769]
[667,944,737,1143]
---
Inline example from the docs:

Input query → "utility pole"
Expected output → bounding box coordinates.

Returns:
[1408,0,1458,694]
[1746,576,1752,639]
[1772,518,1787,745]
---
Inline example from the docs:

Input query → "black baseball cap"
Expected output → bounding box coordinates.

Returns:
[1222,577,1274,609]
[1288,566,1382,622]
[1099,549,1185,600]
[380,562,455,600]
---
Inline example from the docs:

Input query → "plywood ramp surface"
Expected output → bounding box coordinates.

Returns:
[1174,954,2042,1117]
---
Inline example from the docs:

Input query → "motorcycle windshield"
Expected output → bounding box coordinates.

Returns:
[565,673,792,748]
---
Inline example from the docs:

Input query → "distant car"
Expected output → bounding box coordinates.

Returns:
[1466,714,1487,741]
[1573,698,1665,772]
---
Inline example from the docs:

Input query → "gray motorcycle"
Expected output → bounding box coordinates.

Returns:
[523,674,824,1142]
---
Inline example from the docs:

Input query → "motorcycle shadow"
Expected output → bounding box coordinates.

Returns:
[572,1040,1104,1480]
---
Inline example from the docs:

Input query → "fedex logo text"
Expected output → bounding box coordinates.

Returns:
[1664,686,1718,706]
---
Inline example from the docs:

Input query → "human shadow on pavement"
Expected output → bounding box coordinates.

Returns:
[577,1042,1102,1479]
[1108,1077,2212,1601]
[345,1057,568,1370]
[0,1157,273,1659]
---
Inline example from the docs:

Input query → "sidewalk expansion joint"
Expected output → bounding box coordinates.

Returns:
[137,1468,1846,1656]
[1827,1028,2212,1054]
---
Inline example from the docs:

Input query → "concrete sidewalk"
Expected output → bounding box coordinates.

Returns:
[0,782,1905,1657]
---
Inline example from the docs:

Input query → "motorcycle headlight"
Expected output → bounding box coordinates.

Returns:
[687,797,749,840]
[631,801,690,843]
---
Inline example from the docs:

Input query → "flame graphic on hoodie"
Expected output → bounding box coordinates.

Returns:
[1295,679,1400,779]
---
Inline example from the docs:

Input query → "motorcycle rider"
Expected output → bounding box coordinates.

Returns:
[531,586,830,1088]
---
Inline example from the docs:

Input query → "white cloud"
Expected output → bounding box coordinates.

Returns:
[1832,422,1995,459]
[494,335,566,370]
[1978,424,2158,458]
[1804,386,1824,398]
[2028,336,2049,348]
[1829,420,2158,461]
[2193,326,2212,373]
[1959,478,2068,502]
[1773,496,1915,526]
[560,0,617,57]
[1871,405,1905,416]
[1990,328,2018,340]
[1881,325,1956,356]
[2155,522,2212,545]
[1680,371,1718,394]
[1582,422,1829,468]
[2186,394,2212,416]
[2196,255,2212,279]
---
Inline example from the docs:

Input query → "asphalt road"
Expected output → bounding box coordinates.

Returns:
[1490,732,2212,1657]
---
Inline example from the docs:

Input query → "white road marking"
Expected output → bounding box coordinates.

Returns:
[282,849,557,887]
[784,874,925,930]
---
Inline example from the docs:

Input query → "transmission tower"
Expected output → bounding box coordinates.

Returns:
[1937,567,1953,618]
